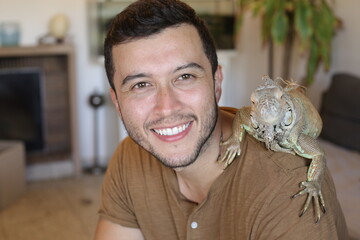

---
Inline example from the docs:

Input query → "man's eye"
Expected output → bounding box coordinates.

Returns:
[178,74,193,81]
[133,82,150,89]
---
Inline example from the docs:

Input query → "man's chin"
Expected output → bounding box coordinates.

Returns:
[154,154,197,169]
[144,143,198,168]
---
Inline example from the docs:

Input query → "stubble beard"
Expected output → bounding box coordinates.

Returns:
[122,99,218,169]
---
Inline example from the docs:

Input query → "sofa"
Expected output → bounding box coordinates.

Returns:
[319,73,360,239]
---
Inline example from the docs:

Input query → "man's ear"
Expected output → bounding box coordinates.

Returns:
[110,88,122,119]
[214,65,223,103]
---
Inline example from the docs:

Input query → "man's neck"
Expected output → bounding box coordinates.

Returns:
[174,109,233,204]
[175,159,224,203]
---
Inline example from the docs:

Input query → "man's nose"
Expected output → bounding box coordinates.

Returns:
[154,85,182,116]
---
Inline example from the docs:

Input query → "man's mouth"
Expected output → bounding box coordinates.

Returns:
[152,122,191,136]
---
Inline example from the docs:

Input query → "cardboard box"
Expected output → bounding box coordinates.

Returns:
[0,141,26,210]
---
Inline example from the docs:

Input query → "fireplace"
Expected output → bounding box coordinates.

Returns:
[0,68,45,152]
[0,45,80,175]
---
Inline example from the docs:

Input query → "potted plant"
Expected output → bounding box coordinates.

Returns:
[236,0,340,85]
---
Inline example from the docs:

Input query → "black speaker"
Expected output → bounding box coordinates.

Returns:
[84,92,106,175]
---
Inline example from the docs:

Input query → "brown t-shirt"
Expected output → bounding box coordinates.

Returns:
[99,122,348,240]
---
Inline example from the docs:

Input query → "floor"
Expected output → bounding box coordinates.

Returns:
[0,174,103,240]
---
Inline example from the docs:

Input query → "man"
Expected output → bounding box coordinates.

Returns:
[94,0,348,239]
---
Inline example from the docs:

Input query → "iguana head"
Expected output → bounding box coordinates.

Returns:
[250,76,288,126]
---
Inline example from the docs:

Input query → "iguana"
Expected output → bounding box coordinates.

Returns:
[219,75,326,223]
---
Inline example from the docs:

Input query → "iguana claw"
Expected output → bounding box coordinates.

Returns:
[291,181,326,223]
[219,138,241,169]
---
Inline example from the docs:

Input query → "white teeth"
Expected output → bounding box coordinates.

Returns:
[154,122,190,136]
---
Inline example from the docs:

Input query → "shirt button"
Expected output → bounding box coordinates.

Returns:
[191,221,198,229]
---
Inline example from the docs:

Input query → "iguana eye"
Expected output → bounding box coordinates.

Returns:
[284,109,293,126]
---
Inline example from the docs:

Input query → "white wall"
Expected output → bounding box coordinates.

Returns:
[1,0,359,169]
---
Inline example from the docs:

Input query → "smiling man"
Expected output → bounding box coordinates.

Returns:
[110,25,220,169]
[94,0,348,239]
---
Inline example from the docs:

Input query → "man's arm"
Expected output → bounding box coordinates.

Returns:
[94,217,145,240]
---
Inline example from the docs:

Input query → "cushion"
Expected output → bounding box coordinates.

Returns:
[320,73,360,152]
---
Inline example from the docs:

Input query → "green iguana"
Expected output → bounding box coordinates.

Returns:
[219,75,326,223]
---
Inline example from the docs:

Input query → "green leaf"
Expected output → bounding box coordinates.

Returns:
[271,11,289,44]
[320,44,331,70]
[251,1,264,16]
[312,1,336,71]
[261,0,275,43]
[306,38,319,84]
[314,3,336,44]
[264,0,275,14]
[261,14,272,42]
[294,0,313,43]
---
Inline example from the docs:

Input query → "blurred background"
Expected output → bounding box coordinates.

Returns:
[0,0,359,239]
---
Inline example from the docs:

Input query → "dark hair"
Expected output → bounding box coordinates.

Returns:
[104,0,218,90]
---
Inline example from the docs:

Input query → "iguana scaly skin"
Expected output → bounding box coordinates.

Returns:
[219,75,326,223]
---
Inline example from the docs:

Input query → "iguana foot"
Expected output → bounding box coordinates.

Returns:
[218,138,241,169]
[291,181,326,223]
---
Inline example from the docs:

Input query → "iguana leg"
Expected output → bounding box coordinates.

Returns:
[291,134,326,223]
[219,126,245,168]
[219,107,252,168]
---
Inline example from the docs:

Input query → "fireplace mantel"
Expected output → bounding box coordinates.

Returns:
[0,44,80,176]
[0,44,75,57]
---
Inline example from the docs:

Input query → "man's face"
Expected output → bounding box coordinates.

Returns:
[110,24,222,168]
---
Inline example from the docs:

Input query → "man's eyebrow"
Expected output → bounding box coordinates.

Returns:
[121,73,149,86]
[174,62,205,73]
[121,63,204,86]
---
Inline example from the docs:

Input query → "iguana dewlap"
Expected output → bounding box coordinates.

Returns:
[219,76,326,223]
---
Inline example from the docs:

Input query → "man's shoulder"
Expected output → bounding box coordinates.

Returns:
[224,134,311,206]
[243,135,309,178]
